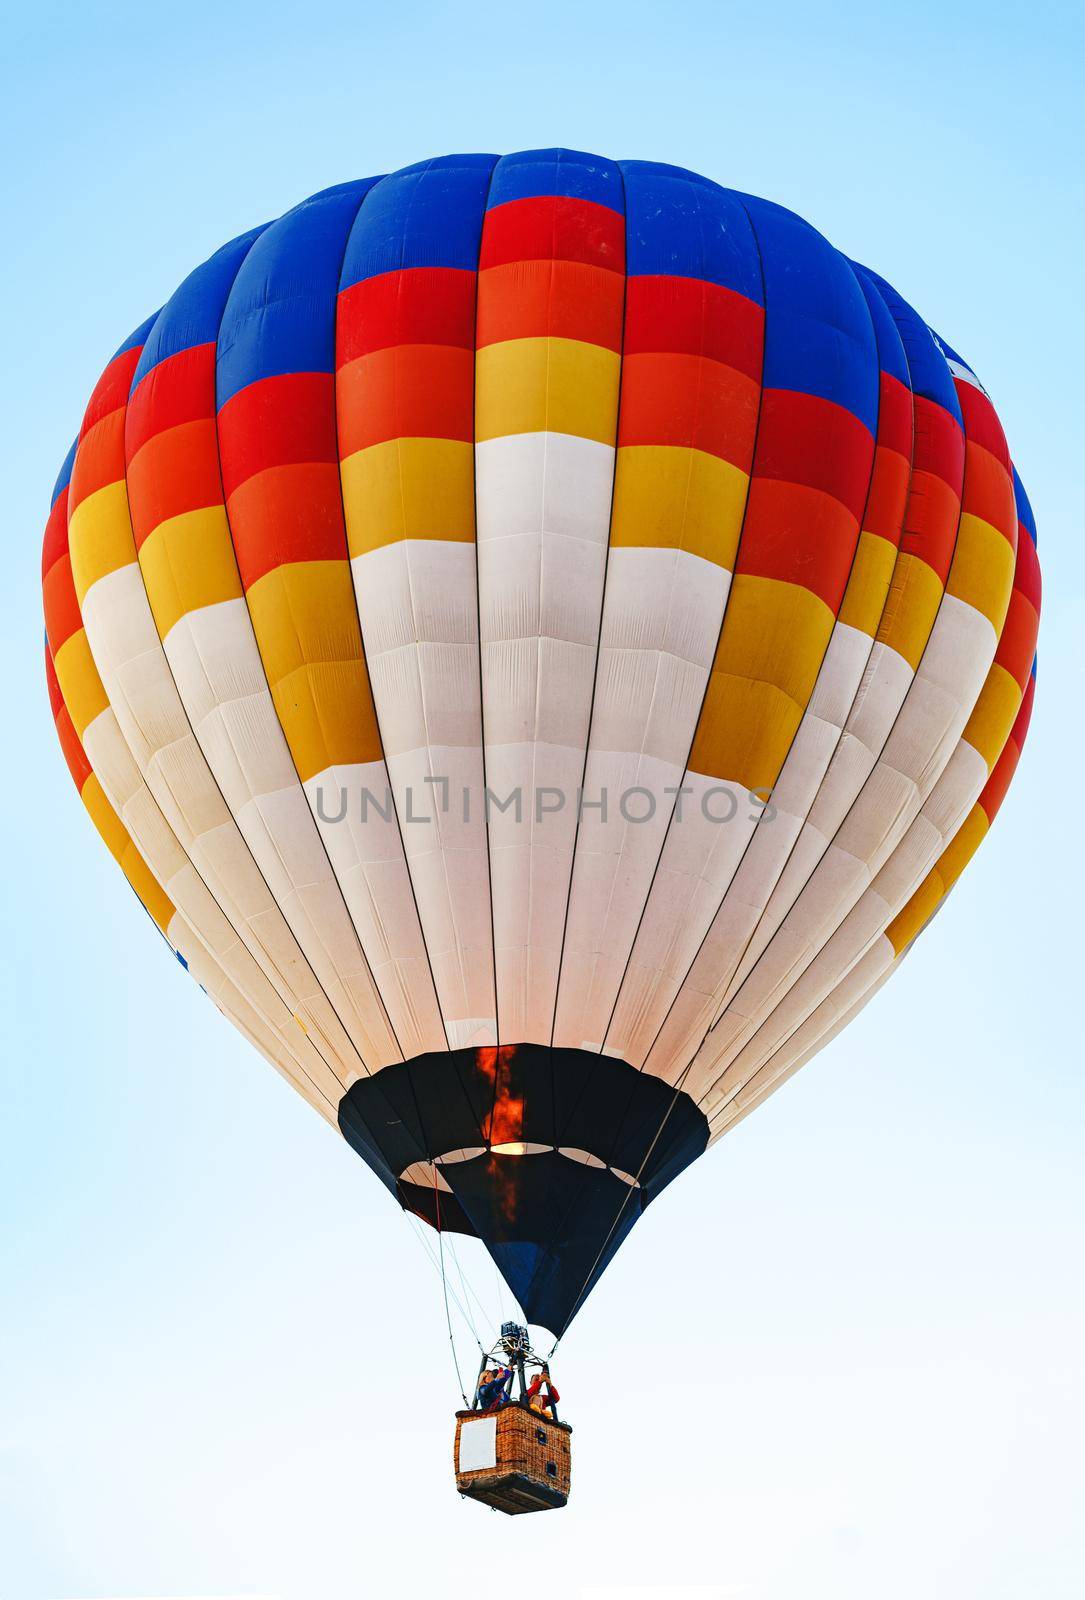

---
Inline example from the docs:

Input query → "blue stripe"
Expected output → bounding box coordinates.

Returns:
[1012,466,1038,546]
[132,228,266,390]
[855,266,963,425]
[486,147,623,211]
[112,312,159,361]
[216,179,380,407]
[52,438,78,507]
[742,197,878,434]
[339,155,497,289]
[852,264,911,391]
[619,162,763,303]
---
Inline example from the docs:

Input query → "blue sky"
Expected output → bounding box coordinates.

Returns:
[2,1,1083,1596]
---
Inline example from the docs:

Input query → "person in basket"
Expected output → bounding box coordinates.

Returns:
[476,1365,514,1412]
[525,1370,560,1420]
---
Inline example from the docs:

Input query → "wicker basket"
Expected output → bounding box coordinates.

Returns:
[454,1404,572,1514]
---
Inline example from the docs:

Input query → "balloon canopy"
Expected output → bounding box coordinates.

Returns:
[42,151,1040,1335]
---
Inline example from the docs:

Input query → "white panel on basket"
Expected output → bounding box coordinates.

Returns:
[459,1416,498,1473]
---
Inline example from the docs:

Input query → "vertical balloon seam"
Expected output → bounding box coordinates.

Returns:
[117,247,375,1102]
[598,189,880,1079]
[629,225,888,1094]
[532,167,773,1289]
[486,151,634,1288]
[560,167,759,1082]
[640,257,917,1086]
[328,176,454,1064]
[540,162,764,1171]
[114,265,368,1092]
[42,431,329,1102]
[714,458,1029,1117]
[554,167,767,1074]
[592,196,880,1201]
[731,350,1020,1094]
[209,182,405,1070]
[44,457,340,1119]
[76,320,366,1103]
[470,148,629,1056]
[710,272,967,1011]
[337,158,498,1177]
[695,337,1018,1117]
[470,152,507,1072]
[331,163,503,1183]
[690,281,973,1103]
[336,155,500,1055]
[708,644,1037,1142]
[90,312,369,1088]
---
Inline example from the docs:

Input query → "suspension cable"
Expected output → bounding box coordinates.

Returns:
[545,1065,694,1361]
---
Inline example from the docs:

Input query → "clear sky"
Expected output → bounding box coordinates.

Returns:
[2,2,1083,1597]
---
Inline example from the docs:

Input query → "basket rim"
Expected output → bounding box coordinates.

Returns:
[455,1404,572,1434]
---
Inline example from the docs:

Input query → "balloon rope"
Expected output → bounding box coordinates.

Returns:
[447,1234,491,1345]
[404,1209,482,1352]
[545,1064,694,1360]
[433,1167,473,1406]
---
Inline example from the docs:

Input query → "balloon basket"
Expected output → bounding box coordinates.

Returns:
[454,1405,572,1514]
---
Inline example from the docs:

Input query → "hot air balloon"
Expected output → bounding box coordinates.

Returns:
[42,151,1040,1511]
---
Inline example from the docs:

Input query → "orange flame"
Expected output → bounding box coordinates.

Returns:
[476,1045,525,1227]
[477,1044,524,1147]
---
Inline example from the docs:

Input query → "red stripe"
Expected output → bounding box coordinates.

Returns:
[961,442,1016,544]
[69,410,126,515]
[754,390,874,521]
[617,351,759,466]
[128,420,224,548]
[896,398,965,583]
[623,275,763,382]
[955,381,1011,472]
[226,460,346,587]
[476,258,623,350]
[994,589,1040,689]
[337,344,474,454]
[80,347,142,439]
[336,267,477,363]
[863,445,910,544]
[913,395,966,487]
[126,343,216,462]
[738,478,860,610]
[479,195,625,273]
[218,372,337,499]
[41,491,69,580]
[875,373,913,460]
[1013,522,1042,612]
[43,552,82,653]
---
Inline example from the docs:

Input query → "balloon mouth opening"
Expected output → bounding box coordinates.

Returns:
[337,1042,710,1330]
[401,1147,641,1188]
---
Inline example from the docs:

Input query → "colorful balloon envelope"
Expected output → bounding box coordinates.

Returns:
[42,150,1040,1335]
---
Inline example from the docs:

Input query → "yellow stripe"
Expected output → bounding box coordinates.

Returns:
[610,446,749,567]
[945,513,1016,633]
[837,529,898,637]
[81,773,176,935]
[690,576,834,791]
[245,560,383,778]
[69,481,134,603]
[886,805,988,956]
[474,337,620,443]
[138,506,243,639]
[961,662,1022,771]
[876,550,945,670]
[340,436,475,555]
[53,629,108,738]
